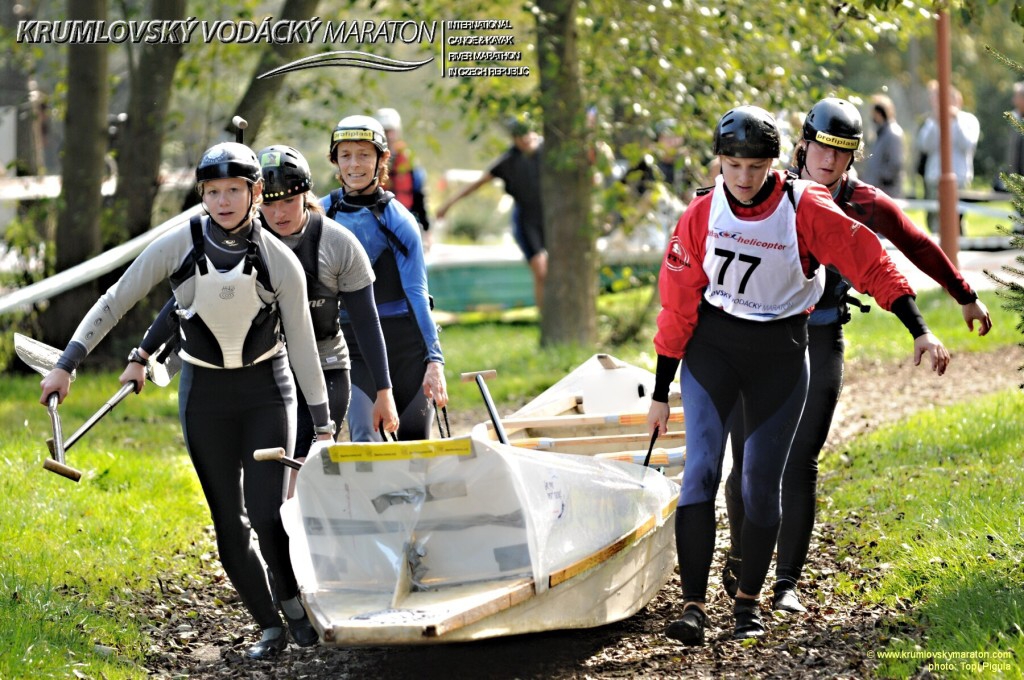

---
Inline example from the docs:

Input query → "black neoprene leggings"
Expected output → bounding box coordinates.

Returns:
[345,315,433,442]
[178,355,298,630]
[295,368,351,458]
[676,304,810,602]
[725,322,845,588]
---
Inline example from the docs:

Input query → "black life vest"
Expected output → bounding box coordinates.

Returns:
[326,188,409,308]
[291,212,341,340]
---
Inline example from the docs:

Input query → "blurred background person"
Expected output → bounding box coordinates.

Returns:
[992,81,1024,195]
[436,115,547,312]
[861,93,906,198]
[915,81,979,233]
[375,107,433,249]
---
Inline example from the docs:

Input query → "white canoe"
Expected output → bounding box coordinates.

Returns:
[472,353,686,476]
[280,435,679,645]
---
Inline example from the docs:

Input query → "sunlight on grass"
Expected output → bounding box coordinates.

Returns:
[822,391,1024,679]
[843,288,1021,363]
[0,373,209,679]
[902,205,1016,238]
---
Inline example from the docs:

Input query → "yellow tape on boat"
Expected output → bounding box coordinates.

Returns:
[325,437,474,463]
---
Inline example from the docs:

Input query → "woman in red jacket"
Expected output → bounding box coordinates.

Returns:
[721,98,991,615]
[646,106,950,645]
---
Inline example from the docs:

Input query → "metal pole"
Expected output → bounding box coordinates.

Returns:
[936,9,960,267]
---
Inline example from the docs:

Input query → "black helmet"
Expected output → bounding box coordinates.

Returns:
[329,115,388,161]
[195,142,261,185]
[802,98,862,151]
[712,106,780,158]
[257,145,313,202]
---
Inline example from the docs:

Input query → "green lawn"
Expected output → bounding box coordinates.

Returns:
[822,390,1024,679]
[901,202,1018,238]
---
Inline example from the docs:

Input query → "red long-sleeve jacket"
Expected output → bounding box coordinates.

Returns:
[839,177,975,304]
[654,170,916,360]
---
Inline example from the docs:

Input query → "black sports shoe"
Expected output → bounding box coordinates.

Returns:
[245,629,288,660]
[732,599,765,640]
[665,605,708,646]
[721,555,741,599]
[772,586,807,613]
[285,609,320,647]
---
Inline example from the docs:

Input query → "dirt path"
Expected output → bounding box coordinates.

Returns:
[143,346,1024,679]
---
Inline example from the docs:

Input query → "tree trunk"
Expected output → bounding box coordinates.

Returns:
[43,0,109,346]
[227,0,321,144]
[111,0,186,240]
[535,0,596,346]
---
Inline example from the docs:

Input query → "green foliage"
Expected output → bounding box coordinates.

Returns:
[984,50,1024,368]
[822,391,1024,678]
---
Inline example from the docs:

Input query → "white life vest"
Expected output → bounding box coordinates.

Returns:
[702,175,824,321]
[177,218,283,369]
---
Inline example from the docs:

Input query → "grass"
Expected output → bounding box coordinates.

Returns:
[0,376,209,679]
[821,391,1024,678]
[0,284,1021,677]
[902,203,1017,238]
[843,287,1021,363]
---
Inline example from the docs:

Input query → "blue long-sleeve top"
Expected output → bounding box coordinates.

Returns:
[320,191,443,365]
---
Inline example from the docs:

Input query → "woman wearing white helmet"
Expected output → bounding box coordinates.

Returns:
[40,141,334,659]
[323,115,448,441]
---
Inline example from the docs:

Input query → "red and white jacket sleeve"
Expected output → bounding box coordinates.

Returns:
[653,195,712,360]
[796,184,915,311]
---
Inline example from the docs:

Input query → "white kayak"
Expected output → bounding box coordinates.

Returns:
[280,435,679,645]
[472,353,686,476]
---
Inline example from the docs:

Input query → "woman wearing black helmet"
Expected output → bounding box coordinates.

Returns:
[721,97,991,614]
[646,105,950,645]
[39,141,335,659]
[256,144,399,451]
[322,115,448,441]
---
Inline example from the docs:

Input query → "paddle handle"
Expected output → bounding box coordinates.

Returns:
[254,447,303,470]
[464,371,508,445]
[232,116,248,143]
[45,393,66,464]
[43,457,82,482]
[642,429,659,468]
[61,381,137,453]
[460,370,497,382]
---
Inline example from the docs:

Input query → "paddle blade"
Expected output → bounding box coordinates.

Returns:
[14,333,76,381]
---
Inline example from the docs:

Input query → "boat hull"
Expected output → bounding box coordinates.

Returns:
[281,436,679,645]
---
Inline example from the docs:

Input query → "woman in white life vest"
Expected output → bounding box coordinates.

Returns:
[646,106,950,646]
[40,142,332,660]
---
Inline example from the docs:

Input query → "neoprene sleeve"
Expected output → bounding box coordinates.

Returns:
[339,286,392,391]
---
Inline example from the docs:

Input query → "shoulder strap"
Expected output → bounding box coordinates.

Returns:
[838,177,865,216]
[189,215,208,275]
[244,218,274,294]
[326,188,345,220]
[371,190,408,258]
[783,172,798,210]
